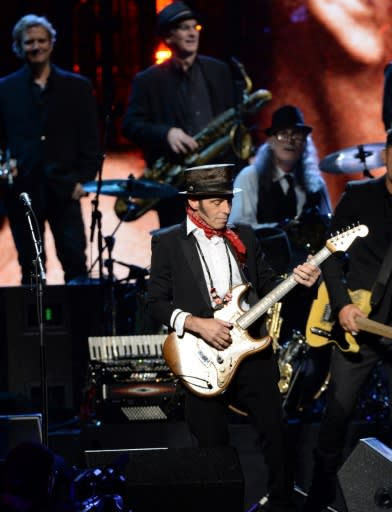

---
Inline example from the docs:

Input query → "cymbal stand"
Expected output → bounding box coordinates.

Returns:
[21,195,48,446]
[355,144,374,179]
[89,168,104,282]
[103,235,117,335]
[88,109,112,281]
[88,202,139,274]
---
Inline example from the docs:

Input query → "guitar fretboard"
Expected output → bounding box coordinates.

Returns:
[237,246,331,330]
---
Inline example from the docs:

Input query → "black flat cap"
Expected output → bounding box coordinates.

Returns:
[157,2,198,36]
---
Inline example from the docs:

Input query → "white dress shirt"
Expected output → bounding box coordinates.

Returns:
[170,217,244,336]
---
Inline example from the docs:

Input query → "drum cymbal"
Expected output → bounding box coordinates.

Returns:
[320,143,384,174]
[83,177,179,198]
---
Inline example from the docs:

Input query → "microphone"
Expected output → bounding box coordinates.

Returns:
[19,192,32,209]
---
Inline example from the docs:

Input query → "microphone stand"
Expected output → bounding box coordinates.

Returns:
[103,235,117,335]
[88,109,111,282]
[22,199,48,446]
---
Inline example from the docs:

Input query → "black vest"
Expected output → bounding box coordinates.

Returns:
[256,176,322,224]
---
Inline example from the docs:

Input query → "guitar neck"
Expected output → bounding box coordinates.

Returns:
[356,317,392,339]
[237,247,331,330]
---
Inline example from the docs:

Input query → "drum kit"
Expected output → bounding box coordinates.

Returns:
[80,175,179,334]
[82,174,178,273]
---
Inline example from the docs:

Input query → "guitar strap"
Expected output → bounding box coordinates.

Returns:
[371,239,392,307]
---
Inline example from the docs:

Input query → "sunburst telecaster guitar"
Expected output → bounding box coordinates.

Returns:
[163,224,369,397]
[306,282,392,353]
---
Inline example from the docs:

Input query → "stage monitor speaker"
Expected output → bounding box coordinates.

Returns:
[85,446,244,512]
[0,285,106,412]
[338,437,392,512]
[0,413,42,461]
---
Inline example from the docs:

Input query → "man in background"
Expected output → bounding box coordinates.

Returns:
[122,2,236,227]
[0,14,100,284]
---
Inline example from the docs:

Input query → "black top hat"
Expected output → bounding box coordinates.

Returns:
[157,2,198,36]
[265,105,312,136]
[181,164,239,196]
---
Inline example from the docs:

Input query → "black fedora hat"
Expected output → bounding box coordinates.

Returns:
[265,105,312,136]
[157,2,198,36]
[181,164,240,196]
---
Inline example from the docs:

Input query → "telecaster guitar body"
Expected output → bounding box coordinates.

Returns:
[306,282,392,352]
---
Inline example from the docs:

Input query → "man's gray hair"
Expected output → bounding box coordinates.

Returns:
[12,14,56,58]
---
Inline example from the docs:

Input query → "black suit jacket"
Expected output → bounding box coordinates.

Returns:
[122,55,235,167]
[383,62,392,130]
[322,176,392,321]
[0,64,100,201]
[147,222,279,328]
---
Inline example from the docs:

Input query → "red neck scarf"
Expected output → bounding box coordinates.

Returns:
[187,206,247,264]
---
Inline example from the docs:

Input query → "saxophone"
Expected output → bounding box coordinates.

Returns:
[115,87,272,222]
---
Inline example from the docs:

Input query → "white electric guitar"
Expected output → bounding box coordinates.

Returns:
[163,224,369,397]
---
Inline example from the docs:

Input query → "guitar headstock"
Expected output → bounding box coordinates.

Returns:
[326,224,369,253]
[0,150,17,185]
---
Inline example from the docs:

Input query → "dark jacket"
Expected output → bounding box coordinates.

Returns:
[147,222,278,327]
[383,62,392,131]
[122,55,235,167]
[0,64,100,201]
[322,176,392,322]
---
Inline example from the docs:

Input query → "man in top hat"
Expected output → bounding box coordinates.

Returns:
[147,163,321,512]
[122,2,236,227]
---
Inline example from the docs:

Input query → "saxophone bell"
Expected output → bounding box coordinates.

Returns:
[230,123,253,160]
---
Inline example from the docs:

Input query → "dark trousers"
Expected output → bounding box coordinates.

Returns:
[318,339,392,459]
[184,348,296,512]
[304,337,392,511]
[6,182,87,284]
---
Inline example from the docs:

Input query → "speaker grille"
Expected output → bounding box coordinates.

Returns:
[338,437,392,512]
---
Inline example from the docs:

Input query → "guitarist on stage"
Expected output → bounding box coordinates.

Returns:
[147,163,320,512]
[303,132,392,512]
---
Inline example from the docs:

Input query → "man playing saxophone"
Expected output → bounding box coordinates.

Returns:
[122,2,236,227]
